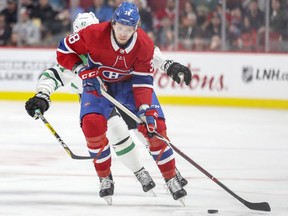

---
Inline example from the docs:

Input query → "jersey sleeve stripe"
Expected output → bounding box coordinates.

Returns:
[49,67,64,86]
[130,71,153,76]
[132,84,153,89]
[57,38,77,54]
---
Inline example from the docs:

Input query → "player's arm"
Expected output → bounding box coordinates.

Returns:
[131,57,154,108]
[132,62,157,135]
[25,64,78,118]
[57,31,88,72]
[131,44,159,134]
[37,64,77,95]
[153,46,192,85]
[25,52,89,118]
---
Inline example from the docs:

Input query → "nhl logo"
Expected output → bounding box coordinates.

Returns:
[242,66,253,83]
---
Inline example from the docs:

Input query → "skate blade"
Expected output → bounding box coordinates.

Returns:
[103,196,112,205]
[178,197,185,207]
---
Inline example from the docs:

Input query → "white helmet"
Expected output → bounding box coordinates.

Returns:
[73,12,99,33]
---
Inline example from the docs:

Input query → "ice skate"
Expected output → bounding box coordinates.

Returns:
[99,174,114,205]
[176,169,188,187]
[134,167,156,195]
[165,175,187,206]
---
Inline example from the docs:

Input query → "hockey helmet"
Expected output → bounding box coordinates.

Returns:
[73,12,99,33]
[112,2,140,28]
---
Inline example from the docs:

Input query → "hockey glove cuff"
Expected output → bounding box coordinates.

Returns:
[82,77,105,97]
[78,66,105,96]
[137,105,158,135]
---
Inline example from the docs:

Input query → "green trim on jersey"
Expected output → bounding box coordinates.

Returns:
[41,72,60,91]
[70,82,78,90]
[79,54,88,65]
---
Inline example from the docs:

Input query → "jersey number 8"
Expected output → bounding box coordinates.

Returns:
[68,34,80,44]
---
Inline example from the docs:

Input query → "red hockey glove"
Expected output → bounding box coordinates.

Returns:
[137,105,158,136]
[78,67,104,96]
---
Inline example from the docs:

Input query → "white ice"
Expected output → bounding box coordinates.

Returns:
[0,101,287,216]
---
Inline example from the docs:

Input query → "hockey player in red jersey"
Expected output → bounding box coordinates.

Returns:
[56,2,188,204]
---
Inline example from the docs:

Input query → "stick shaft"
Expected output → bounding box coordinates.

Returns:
[35,110,93,160]
[100,89,271,212]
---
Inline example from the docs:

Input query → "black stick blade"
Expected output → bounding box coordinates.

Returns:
[244,201,271,212]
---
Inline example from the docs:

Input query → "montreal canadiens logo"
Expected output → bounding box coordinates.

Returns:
[98,66,131,82]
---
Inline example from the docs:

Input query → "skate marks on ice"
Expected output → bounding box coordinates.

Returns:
[0,101,288,215]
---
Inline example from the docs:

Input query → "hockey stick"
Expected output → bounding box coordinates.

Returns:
[35,110,93,160]
[100,89,271,212]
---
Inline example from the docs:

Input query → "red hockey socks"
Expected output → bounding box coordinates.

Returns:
[82,113,111,177]
[147,119,176,179]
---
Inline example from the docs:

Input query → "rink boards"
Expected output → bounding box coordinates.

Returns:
[0,48,287,109]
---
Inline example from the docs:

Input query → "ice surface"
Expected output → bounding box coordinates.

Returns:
[0,101,287,216]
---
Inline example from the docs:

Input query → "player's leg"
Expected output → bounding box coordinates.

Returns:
[115,82,187,200]
[145,117,187,200]
[107,108,155,192]
[116,98,188,188]
[80,92,114,204]
[132,128,188,187]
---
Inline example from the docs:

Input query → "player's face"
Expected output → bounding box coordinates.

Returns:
[112,22,136,45]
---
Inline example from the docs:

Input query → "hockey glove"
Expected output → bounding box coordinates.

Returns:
[78,66,103,96]
[25,92,51,118]
[82,77,104,97]
[137,105,158,136]
[164,60,192,85]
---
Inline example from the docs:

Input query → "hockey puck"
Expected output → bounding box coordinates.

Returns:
[207,209,218,214]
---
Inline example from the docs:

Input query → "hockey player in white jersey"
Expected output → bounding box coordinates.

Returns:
[25,12,191,204]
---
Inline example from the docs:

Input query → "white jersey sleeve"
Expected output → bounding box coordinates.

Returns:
[153,46,170,71]
[36,64,79,95]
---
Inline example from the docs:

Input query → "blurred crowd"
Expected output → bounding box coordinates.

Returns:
[0,0,288,52]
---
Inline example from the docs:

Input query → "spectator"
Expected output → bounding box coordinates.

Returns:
[56,9,72,36]
[108,0,124,9]
[41,9,72,47]
[30,0,59,40]
[179,12,203,50]
[49,0,68,11]
[21,0,36,15]
[193,0,218,11]
[0,0,17,27]
[244,0,265,32]
[209,34,221,50]
[129,0,154,32]
[209,2,232,25]
[268,0,288,51]
[154,0,175,31]
[280,0,288,51]
[87,0,114,23]
[0,2,6,11]
[226,0,243,11]
[237,15,257,51]
[270,0,288,38]
[70,0,85,21]
[193,35,206,50]
[195,4,209,29]
[146,30,156,43]
[0,12,12,45]
[155,16,174,50]
[205,12,222,40]
[11,8,41,47]
[228,7,243,50]
[181,1,196,18]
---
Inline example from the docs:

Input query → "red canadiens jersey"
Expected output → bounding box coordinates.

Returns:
[57,22,154,82]
[56,22,155,107]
